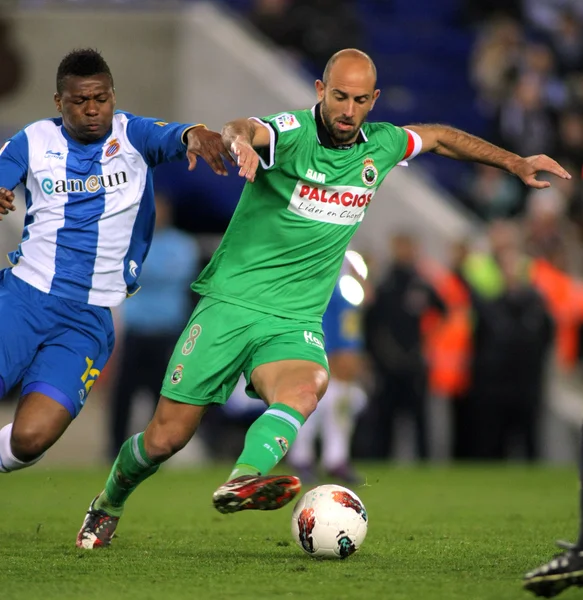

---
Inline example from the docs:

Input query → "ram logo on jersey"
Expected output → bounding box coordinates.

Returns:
[41,171,128,195]
[0,141,9,156]
[305,169,326,184]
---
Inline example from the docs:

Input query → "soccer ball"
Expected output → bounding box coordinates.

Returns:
[291,484,368,559]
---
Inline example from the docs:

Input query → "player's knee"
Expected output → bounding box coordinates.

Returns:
[10,423,51,462]
[280,383,323,419]
[300,374,329,416]
[144,427,190,462]
[301,394,320,419]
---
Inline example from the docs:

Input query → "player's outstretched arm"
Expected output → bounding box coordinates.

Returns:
[406,124,571,189]
[184,126,235,176]
[221,119,271,183]
[0,187,16,221]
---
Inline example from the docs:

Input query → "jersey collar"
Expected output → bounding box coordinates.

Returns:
[312,103,368,150]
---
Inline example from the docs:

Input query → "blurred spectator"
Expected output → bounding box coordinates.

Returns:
[457,222,558,460]
[523,0,583,35]
[420,240,473,399]
[462,0,523,24]
[464,247,554,460]
[288,278,367,484]
[363,233,446,461]
[108,193,199,459]
[419,241,474,458]
[462,220,523,298]
[470,16,523,112]
[0,15,25,100]
[444,240,475,460]
[564,167,583,242]
[462,163,525,219]
[495,74,557,159]
[549,10,583,76]
[523,188,569,270]
[249,0,298,59]
[249,0,361,73]
[467,5,583,233]
[519,42,568,110]
[557,111,583,173]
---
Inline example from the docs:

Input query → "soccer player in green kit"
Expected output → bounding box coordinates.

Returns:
[77,49,570,549]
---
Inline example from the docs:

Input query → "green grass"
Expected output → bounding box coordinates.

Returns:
[0,465,580,600]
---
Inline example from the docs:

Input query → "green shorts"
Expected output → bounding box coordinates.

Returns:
[160,297,328,405]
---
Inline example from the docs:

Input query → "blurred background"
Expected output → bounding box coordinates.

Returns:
[2,0,583,471]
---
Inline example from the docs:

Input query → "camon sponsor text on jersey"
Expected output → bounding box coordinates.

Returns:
[40,171,128,195]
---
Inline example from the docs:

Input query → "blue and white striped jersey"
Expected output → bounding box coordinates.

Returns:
[0,111,195,307]
[323,283,362,355]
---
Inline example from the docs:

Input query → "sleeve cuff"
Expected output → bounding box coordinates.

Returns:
[249,117,276,169]
[181,124,207,145]
[402,128,423,160]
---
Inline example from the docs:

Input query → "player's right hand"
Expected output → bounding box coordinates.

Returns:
[186,127,235,176]
[0,188,15,220]
[231,137,260,183]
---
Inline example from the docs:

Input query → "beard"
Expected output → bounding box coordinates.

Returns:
[320,101,362,145]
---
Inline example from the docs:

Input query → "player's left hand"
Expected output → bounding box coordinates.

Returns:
[511,155,571,189]
[186,127,235,176]
[231,137,260,183]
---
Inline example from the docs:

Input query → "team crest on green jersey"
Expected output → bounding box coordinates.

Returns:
[170,364,184,384]
[361,158,378,187]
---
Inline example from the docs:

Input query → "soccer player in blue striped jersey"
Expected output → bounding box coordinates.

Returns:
[0,49,233,475]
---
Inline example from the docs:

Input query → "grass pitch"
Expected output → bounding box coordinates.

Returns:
[0,465,579,600]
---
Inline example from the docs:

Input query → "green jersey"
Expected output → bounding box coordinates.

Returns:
[193,105,420,322]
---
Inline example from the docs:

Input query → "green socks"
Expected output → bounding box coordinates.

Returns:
[94,405,307,513]
[229,403,305,480]
[95,433,160,517]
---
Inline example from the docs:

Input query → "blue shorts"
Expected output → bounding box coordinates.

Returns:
[0,269,115,417]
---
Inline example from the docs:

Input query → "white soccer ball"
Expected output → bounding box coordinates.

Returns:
[291,484,368,559]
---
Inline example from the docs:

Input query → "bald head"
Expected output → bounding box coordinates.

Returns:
[322,49,377,88]
[316,49,380,146]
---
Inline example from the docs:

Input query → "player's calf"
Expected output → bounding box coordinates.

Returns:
[524,541,583,597]
[213,474,301,514]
